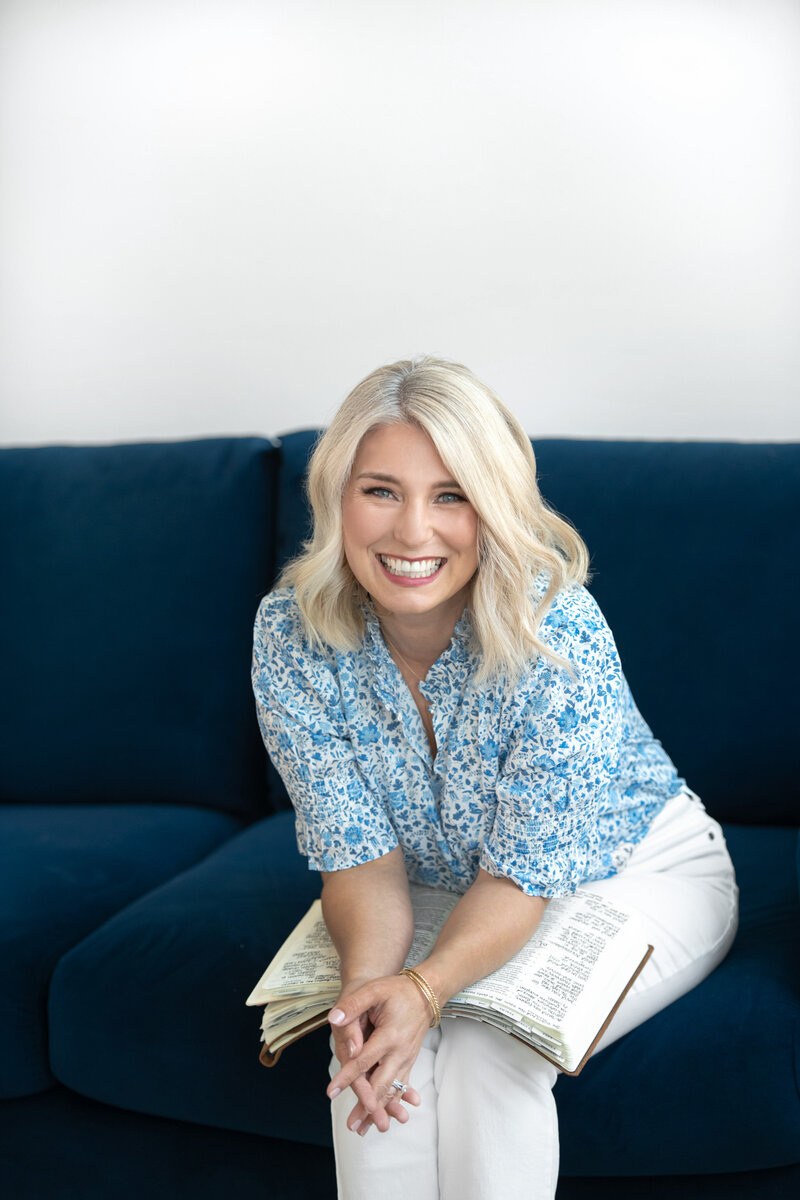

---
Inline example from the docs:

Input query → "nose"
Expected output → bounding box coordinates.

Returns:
[393,497,432,549]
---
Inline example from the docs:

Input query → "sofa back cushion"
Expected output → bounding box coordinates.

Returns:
[273,432,799,825]
[535,441,799,825]
[0,437,277,817]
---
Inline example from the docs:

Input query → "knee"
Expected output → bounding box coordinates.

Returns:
[436,1018,559,1094]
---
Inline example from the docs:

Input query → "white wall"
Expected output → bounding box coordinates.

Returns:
[1,0,798,445]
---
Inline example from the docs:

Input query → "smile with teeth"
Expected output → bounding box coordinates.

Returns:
[379,555,445,579]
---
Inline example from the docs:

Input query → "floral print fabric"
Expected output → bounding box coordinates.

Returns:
[251,585,684,898]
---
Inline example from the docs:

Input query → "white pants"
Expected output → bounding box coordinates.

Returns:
[329,789,739,1200]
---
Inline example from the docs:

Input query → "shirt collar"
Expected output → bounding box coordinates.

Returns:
[360,599,474,654]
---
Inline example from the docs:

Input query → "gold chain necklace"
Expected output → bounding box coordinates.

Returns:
[381,631,426,690]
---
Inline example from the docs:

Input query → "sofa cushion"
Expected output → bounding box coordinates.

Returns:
[274,429,317,579]
[50,819,800,1172]
[0,437,277,817]
[4,1090,800,1200]
[532,441,800,825]
[0,804,242,1099]
[49,810,331,1144]
[556,823,800,1175]
[0,1087,337,1200]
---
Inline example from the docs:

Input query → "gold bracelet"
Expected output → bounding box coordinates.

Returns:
[399,967,442,1028]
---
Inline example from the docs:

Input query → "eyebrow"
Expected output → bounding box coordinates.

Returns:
[356,471,462,489]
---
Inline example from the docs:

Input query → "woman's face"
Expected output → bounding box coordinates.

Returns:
[341,422,479,634]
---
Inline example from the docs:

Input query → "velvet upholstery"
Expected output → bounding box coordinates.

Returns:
[49,812,330,1142]
[0,1088,337,1200]
[555,823,800,1175]
[3,1088,800,1200]
[47,816,800,1173]
[532,441,800,825]
[0,804,242,1099]
[1,432,797,1198]
[0,438,277,817]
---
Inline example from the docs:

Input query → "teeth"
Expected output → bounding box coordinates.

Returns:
[379,556,443,578]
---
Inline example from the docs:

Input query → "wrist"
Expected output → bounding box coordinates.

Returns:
[409,954,461,1009]
[399,966,443,1027]
[339,971,374,993]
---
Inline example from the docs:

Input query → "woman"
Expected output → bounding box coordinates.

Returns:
[251,356,738,1200]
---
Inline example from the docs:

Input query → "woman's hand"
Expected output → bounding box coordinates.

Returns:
[327,973,430,1134]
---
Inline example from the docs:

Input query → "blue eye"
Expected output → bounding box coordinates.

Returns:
[437,492,466,504]
[364,486,394,499]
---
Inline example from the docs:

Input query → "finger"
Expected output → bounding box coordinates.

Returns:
[368,1100,391,1133]
[357,1068,397,1133]
[340,1072,380,1121]
[343,1089,376,1138]
[363,1073,415,1131]
[370,1066,419,1110]
[346,1086,417,1133]
[384,1097,409,1124]
[328,983,379,1031]
[388,1084,424,1108]
[327,1036,389,1098]
[329,976,397,1033]
[345,1096,368,1133]
[351,1071,391,1133]
[333,1021,363,1063]
[346,1021,364,1057]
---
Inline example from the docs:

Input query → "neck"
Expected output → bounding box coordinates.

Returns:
[376,601,467,672]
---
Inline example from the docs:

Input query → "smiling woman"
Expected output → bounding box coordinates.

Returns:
[281,356,589,682]
[341,422,479,652]
[250,356,738,1200]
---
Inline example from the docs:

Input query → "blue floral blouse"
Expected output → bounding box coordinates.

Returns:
[251,584,685,899]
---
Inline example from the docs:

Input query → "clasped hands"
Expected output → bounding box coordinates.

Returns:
[326,973,432,1136]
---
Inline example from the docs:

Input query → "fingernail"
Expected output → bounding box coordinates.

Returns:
[351,1120,362,1133]
[358,1123,369,1137]
[346,1039,357,1056]
[329,1087,341,1099]
[329,1008,346,1025]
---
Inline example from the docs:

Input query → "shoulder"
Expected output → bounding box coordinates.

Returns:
[538,584,615,653]
[511,583,620,703]
[254,587,305,646]
[252,588,342,698]
[253,588,308,669]
[498,587,623,748]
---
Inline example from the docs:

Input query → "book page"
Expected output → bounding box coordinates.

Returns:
[245,901,342,1005]
[450,890,642,1031]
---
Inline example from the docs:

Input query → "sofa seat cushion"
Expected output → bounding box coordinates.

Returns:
[0,804,242,1099]
[51,819,800,1170]
[556,824,800,1175]
[49,810,330,1144]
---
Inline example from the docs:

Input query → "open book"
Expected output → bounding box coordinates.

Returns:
[246,885,653,1076]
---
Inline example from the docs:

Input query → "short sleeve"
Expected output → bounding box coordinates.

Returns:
[480,587,624,898]
[251,591,398,871]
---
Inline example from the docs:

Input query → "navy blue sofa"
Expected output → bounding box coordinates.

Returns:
[2,431,799,1199]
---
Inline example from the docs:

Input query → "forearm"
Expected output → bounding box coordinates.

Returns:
[414,868,548,1006]
[321,846,415,988]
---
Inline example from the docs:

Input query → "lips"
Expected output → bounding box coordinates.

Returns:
[378,555,445,579]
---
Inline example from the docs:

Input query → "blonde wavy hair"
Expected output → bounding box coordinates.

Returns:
[278,356,589,680]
